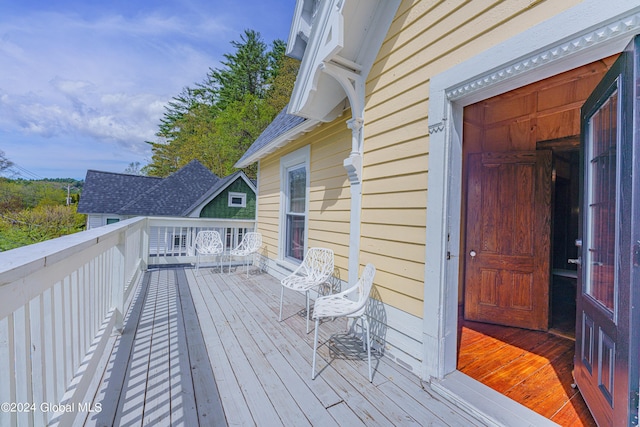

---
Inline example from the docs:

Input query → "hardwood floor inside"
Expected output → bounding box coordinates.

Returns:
[457,318,596,426]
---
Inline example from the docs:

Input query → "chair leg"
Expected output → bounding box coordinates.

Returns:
[312,318,320,379]
[365,317,372,382]
[306,291,310,333]
[279,287,284,321]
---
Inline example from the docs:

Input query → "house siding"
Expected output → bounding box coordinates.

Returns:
[352,0,584,319]
[255,0,604,373]
[257,119,352,277]
[199,178,256,219]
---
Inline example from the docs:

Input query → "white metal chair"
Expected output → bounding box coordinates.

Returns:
[193,230,224,274]
[229,232,262,277]
[279,248,334,333]
[312,263,376,382]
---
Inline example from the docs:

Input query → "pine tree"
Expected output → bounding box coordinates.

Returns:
[145,29,299,178]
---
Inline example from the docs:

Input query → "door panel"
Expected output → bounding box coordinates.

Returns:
[574,35,640,427]
[464,150,552,330]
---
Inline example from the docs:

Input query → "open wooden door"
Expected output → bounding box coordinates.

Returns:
[574,36,640,427]
[464,150,552,330]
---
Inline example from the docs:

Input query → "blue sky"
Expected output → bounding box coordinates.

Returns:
[0,0,295,179]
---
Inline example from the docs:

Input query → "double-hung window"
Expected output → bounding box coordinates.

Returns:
[281,146,309,262]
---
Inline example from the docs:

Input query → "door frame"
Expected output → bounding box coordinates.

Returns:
[422,0,640,419]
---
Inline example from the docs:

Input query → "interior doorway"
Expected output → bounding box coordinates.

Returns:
[549,149,580,339]
[457,57,616,425]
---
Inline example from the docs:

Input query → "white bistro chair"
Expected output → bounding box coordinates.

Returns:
[193,230,224,274]
[279,248,334,333]
[229,232,262,277]
[312,263,376,382]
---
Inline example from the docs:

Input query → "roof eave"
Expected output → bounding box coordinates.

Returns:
[287,0,401,121]
[234,118,320,168]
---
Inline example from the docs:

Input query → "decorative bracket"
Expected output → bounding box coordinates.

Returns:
[343,154,362,186]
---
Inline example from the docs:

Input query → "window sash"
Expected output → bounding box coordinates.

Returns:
[280,146,309,263]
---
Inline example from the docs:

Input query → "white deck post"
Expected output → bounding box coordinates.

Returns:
[113,235,126,333]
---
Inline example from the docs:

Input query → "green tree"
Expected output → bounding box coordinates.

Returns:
[145,29,300,179]
[0,205,85,251]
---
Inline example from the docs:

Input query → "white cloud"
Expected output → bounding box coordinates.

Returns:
[0,0,295,178]
[0,9,227,158]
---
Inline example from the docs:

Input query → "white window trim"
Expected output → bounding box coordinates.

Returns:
[228,192,247,208]
[279,145,310,265]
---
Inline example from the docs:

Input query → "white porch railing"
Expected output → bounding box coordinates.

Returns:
[0,216,254,426]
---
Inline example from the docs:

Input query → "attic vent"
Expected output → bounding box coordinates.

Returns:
[228,192,247,208]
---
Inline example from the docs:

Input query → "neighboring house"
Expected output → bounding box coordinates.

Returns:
[236,1,640,425]
[78,160,256,229]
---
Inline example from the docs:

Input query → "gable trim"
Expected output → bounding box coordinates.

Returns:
[287,0,401,121]
[188,172,256,218]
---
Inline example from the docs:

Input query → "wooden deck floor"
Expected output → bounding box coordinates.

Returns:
[82,266,484,426]
[457,319,597,427]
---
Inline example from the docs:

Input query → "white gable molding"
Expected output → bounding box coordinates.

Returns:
[287,0,346,121]
[424,0,640,422]
[287,0,402,122]
[188,172,257,218]
[287,0,401,286]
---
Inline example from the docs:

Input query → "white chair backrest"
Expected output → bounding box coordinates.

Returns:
[357,264,376,304]
[352,263,376,316]
[302,248,334,281]
[195,230,223,254]
[241,232,262,252]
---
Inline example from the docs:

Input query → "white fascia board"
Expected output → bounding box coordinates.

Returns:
[288,0,401,121]
[287,0,315,60]
[288,0,344,119]
[234,118,320,169]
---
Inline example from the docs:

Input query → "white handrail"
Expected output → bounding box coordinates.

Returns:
[0,216,255,426]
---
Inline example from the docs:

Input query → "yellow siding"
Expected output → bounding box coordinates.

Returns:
[257,119,352,278]
[358,0,581,317]
[257,0,583,319]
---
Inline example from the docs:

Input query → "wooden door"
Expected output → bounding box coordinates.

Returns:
[574,36,640,427]
[464,150,552,330]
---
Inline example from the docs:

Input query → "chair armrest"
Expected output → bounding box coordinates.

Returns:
[326,280,360,299]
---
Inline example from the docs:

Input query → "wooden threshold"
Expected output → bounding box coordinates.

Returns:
[457,318,596,426]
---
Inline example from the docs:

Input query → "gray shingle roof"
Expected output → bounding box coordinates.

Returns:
[77,160,221,216]
[118,160,219,216]
[77,171,161,215]
[235,105,307,167]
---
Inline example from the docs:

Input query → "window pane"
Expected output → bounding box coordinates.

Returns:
[288,167,306,213]
[286,214,305,261]
[585,88,618,312]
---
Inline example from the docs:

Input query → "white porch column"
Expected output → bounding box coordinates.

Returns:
[344,117,364,286]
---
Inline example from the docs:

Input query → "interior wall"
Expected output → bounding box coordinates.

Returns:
[458,56,617,303]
